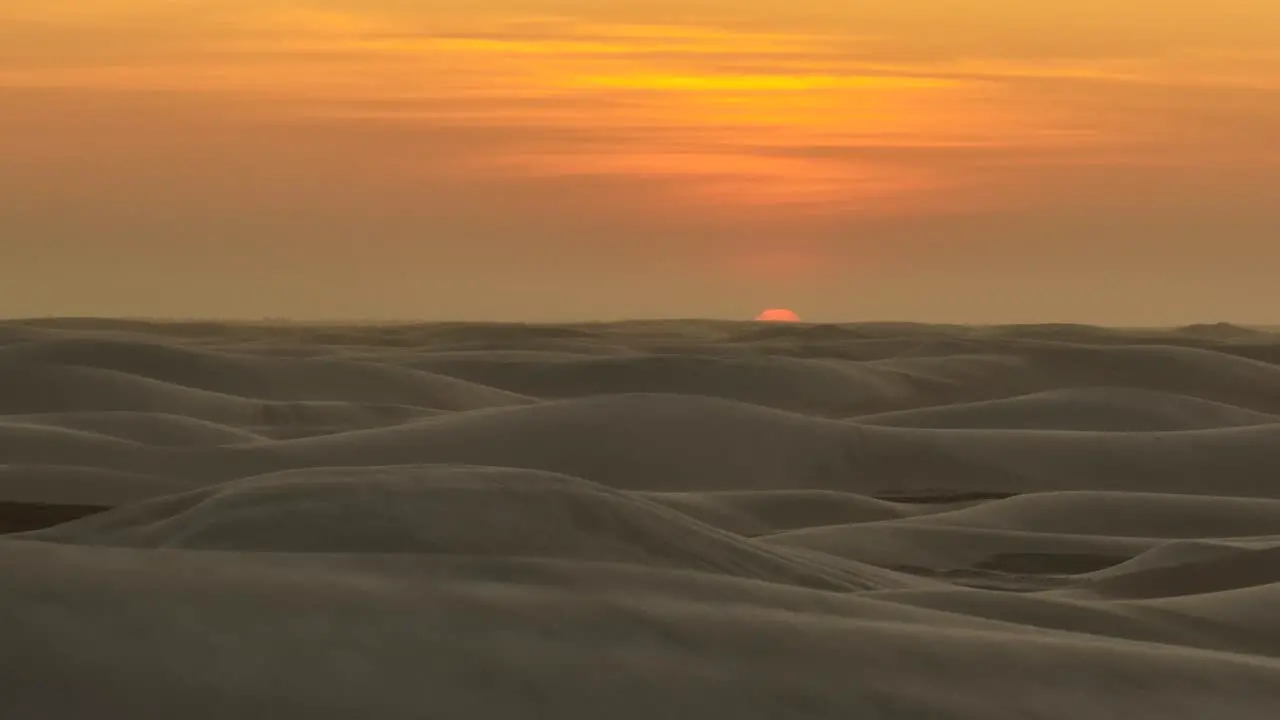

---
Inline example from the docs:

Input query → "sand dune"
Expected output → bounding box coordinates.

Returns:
[840,423,1280,500]
[21,464,919,591]
[3,318,1280,717]
[0,464,183,507]
[0,363,442,437]
[409,352,981,415]
[0,421,151,468]
[4,539,1279,719]
[46,392,1265,499]
[1004,342,1280,413]
[637,489,912,536]
[864,491,1280,538]
[6,411,267,446]
[853,387,1277,431]
[1121,584,1280,654]
[865,586,1280,658]
[1065,546,1280,600]
[0,337,531,408]
[190,393,863,489]
[1084,538,1276,579]
[763,522,1153,580]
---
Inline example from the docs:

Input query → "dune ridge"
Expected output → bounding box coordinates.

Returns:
[3,318,1279,718]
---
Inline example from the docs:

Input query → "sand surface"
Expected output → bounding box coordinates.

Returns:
[3,318,1279,717]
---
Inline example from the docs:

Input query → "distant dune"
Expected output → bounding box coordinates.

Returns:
[2,318,1279,718]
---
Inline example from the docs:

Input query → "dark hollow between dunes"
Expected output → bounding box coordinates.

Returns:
[0,501,111,534]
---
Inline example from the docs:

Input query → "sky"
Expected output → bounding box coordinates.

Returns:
[2,0,1278,324]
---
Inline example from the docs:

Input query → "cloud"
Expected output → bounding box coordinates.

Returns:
[4,3,1278,219]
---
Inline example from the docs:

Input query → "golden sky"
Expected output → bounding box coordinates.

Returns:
[3,1,1279,322]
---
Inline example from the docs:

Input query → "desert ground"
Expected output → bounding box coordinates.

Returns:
[2,317,1279,718]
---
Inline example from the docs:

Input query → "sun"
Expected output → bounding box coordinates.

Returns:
[755,308,801,322]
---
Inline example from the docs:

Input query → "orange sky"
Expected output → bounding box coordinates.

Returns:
[3,1,1279,323]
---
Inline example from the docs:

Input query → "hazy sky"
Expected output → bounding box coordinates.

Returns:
[3,1,1278,323]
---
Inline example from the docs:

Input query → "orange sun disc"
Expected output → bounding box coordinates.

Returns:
[755,308,801,322]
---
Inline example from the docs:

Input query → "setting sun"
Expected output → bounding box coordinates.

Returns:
[755,308,801,322]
